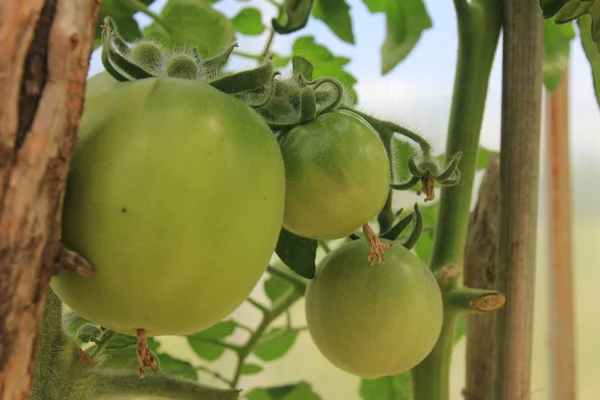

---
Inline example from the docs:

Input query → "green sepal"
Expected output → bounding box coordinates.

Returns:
[234,72,281,108]
[203,42,238,76]
[299,87,317,122]
[209,56,274,94]
[102,19,155,80]
[310,77,344,114]
[380,211,416,241]
[390,176,419,191]
[272,0,315,34]
[104,16,130,56]
[554,0,593,23]
[402,203,423,250]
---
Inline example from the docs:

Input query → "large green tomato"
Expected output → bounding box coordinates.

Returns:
[304,239,443,379]
[277,110,390,240]
[51,76,285,337]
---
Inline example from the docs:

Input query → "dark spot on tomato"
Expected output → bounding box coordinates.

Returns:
[121,207,127,213]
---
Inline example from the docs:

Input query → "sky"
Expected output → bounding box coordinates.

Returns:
[88,0,600,177]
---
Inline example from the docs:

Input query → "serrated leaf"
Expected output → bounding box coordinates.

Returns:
[360,373,411,400]
[187,320,237,361]
[246,382,322,400]
[232,7,265,35]
[555,0,593,24]
[476,147,499,170]
[578,14,600,108]
[540,0,570,18]
[454,314,466,344]
[264,274,291,303]
[312,0,354,44]
[144,0,235,58]
[94,0,156,48]
[362,0,432,74]
[157,353,197,380]
[292,36,358,102]
[241,363,264,375]
[253,328,298,361]
[544,18,575,92]
[275,228,317,279]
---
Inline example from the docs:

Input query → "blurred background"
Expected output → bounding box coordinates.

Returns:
[88,0,600,398]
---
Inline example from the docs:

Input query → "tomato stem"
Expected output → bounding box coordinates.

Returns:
[443,288,506,313]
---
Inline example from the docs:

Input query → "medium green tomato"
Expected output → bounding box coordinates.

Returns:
[51,77,285,337]
[304,239,443,379]
[277,110,390,240]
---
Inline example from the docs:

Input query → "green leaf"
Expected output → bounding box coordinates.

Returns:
[62,311,94,342]
[362,0,432,74]
[94,346,142,371]
[94,0,156,48]
[312,0,354,44]
[187,320,237,361]
[275,228,318,279]
[76,324,103,343]
[144,0,235,58]
[264,274,292,303]
[273,52,293,68]
[292,36,358,102]
[544,18,575,92]
[246,382,322,400]
[540,0,570,18]
[476,147,499,170]
[454,314,466,344]
[360,373,411,400]
[232,7,265,35]
[555,0,593,24]
[157,353,197,380]
[253,328,299,361]
[241,363,264,375]
[578,14,600,108]
[273,0,315,34]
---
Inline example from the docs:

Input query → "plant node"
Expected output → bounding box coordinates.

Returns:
[362,223,394,265]
[434,262,462,286]
[136,328,157,379]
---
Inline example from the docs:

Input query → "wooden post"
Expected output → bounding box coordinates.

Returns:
[492,0,544,399]
[0,1,99,398]
[547,66,576,400]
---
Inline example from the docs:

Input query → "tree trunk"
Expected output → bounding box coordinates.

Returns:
[0,1,99,399]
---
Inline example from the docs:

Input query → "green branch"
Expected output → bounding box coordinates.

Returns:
[266,265,308,292]
[231,287,303,387]
[443,288,506,313]
[411,0,502,399]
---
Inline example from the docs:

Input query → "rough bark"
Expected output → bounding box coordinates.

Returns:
[0,1,100,399]
[463,155,500,400]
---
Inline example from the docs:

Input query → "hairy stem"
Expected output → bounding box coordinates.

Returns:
[412,1,501,399]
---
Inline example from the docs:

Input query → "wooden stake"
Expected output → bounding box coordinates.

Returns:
[547,67,576,400]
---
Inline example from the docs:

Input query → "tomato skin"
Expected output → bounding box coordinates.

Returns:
[304,239,443,379]
[278,110,390,240]
[51,77,285,337]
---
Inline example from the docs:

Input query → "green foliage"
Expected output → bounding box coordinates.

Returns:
[144,0,235,58]
[264,274,292,304]
[187,320,237,361]
[156,353,197,380]
[275,228,318,279]
[454,314,466,344]
[241,363,264,375]
[540,0,571,18]
[253,327,299,361]
[292,36,358,102]
[476,147,499,171]
[360,374,411,400]
[232,8,265,35]
[94,0,155,47]
[555,0,593,23]
[543,17,575,92]
[246,382,322,400]
[312,0,355,44]
[579,14,600,107]
[361,0,432,74]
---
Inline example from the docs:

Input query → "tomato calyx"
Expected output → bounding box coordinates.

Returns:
[136,328,158,379]
[55,244,94,277]
[100,17,278,108]
[362,223,394,265]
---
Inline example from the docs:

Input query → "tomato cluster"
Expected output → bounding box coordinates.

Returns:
[51,35,442,379]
